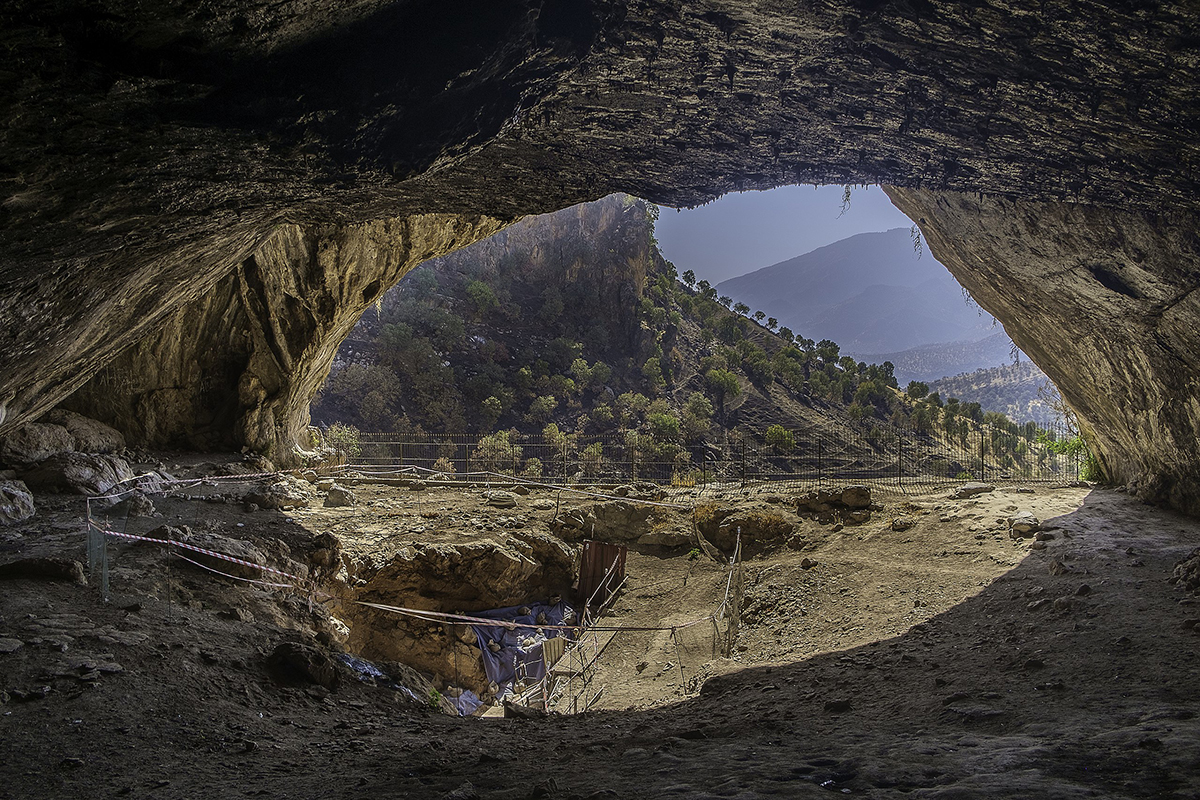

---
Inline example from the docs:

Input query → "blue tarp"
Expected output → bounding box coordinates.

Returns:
[469,600,576,690]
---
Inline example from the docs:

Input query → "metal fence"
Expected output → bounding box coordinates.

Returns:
[345,418,1083,495]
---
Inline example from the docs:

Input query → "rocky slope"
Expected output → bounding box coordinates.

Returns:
[1,1,1199,511]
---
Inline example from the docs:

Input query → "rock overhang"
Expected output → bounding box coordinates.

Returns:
[1,0,1199,509]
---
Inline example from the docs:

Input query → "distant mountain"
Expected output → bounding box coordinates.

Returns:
[929,361,1059,427]
[855,332,1020,386]
[716,228,998,355]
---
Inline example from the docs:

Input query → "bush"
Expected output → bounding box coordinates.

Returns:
[648,412,681,442]
[764,424,795,453]
[324,422,362,459]
[522,457,544,478]
[432,456,455,475]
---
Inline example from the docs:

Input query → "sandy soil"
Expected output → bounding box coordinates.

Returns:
[3,459,1200,800]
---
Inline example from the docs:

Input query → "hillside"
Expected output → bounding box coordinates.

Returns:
[929,360,1058,427]
[715,228,998,355]
[312,195,907,444]
[856,331,1021,385]
[312,196,1074,486]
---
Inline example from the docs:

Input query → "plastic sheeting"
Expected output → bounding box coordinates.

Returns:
[469,600,577,690]
[452,689,483,716]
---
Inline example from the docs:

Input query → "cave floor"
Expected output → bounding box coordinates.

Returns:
[2,464,1199,799]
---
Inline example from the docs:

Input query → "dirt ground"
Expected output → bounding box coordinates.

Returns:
[3,457,1200,799]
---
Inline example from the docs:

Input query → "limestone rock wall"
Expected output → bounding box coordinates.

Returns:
[2,1,1200,509]
[886,188,1200,513]
[63,214,504,463]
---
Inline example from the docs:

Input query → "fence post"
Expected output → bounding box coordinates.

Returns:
[897,429,903,487]
[740,437,746,487]
[978,426,985,482]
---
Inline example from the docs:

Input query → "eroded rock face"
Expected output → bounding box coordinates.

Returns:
[61,215,504,462]
[887,189,1200,513]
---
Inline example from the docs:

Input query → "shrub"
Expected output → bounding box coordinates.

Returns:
[764,424,795,453]
[522,457,544,478]
[432,456,455,475]
[324,422,362,459]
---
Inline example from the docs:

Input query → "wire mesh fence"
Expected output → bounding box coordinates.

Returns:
[346,417,1084,495]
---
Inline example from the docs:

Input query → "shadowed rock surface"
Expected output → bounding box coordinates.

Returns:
[1,1,1198,507]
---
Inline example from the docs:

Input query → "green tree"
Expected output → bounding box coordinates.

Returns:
[764,424,795,453]
[733,302,750,316]
[682,269,696,288]
[466,279,498,316]
[527,395,558,423]
[480,396,503,430]
[705,368,741,413]
[906,381,930,400]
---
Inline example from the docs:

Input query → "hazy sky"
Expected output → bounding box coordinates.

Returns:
[653,184,914,284]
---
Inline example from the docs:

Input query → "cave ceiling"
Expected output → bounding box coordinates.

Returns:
[2,0,1199,507]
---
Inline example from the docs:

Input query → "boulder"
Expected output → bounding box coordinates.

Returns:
[484,490,517,508]
[40,410,125,453]
[951,482,995,499]
[843,509,871,525]
[0,422,74,466]
[0,557,86,584]
[324,484,357,507]
[1009,511,1041,537]
[143,525,274,580]
[266,642,342,689]
[110,491,156,518]
[245,476,314,509]
[315,478,336,491]
[0,480,35,526]
[840,485,872,509]
[21,453,134,495]
[891,517,916,532]
[712,509,796,551]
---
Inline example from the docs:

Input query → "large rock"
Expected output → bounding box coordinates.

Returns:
[710,509,796,551]
[951,482,996,500]
[889,189,1200,514]
[266,642,342,690]
[0,423,74,467]
[245,476,315,509]
[324,484,357,508]
[0,480,35,526]
[20,453,134,495]
[0,557,86,584]
[40,410,125,453]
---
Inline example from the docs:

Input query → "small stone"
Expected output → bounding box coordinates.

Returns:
[942,692,971,705]
[1075,584,1092,596]
[1048,560,1070,576]
[0,637,24,653]
[61,757,85,768]
[800,558,818,570]
[1035,531,1056,541]
[891,517,916,532]
[443,781,479,800]
[1023,658,1045,670]
[510,485,530,496]
[823,698,852,713]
